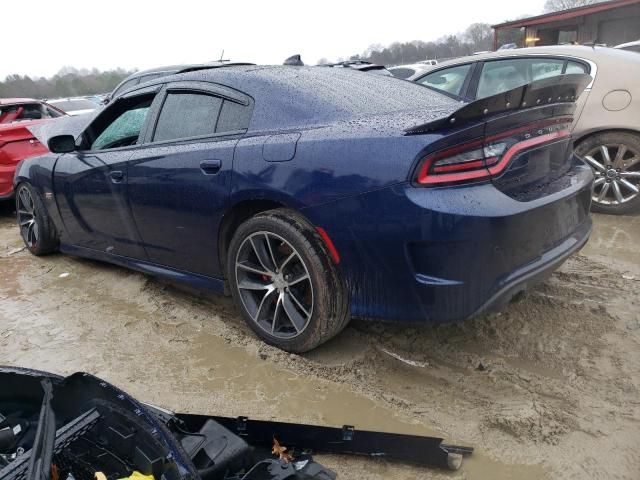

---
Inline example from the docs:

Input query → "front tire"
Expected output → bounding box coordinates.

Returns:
[227,209,349,353]
[15,183,59,255]
[575,132,640,215]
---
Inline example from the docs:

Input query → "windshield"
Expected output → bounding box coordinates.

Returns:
[0,103,62,123]
[49,99,97,112]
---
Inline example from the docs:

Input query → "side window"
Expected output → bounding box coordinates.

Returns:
[153,92,222,142]
[531,59,565,80]
[389,67,415,79]
[565,61,588,74]
[88,95,154,150]
[112,78,139,98]
[216,100,252,133]
[417,64,472,97]
[477,58,532,99]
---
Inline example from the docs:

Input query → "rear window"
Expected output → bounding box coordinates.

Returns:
[49,99,96,112]
[0,103,60,123]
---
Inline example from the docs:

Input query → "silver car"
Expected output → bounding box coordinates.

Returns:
[407,46,640,215]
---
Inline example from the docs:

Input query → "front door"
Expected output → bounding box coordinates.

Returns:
[53,90,159,259]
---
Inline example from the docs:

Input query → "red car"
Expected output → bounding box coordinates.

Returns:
[0,98,66,199]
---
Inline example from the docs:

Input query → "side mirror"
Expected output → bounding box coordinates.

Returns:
[48,135,76,153]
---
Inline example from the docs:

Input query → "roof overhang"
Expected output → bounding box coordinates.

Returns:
[493,0,640,30]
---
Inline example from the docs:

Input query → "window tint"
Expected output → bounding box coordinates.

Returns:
[216,100,251,132]
[477,58,580,100]
[90,96,153,150]
[477,59,531,99]
[112,78,139,98]
[565,61,588,74]
[153,92,222,142]
[531,59,565,80]
[389,67,415,79]
[417,64,472,97]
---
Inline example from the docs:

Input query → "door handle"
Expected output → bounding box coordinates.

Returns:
[200,159,222,175]
[109,170,125,183]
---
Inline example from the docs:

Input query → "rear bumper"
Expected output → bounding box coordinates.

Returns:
[302,163,593,323]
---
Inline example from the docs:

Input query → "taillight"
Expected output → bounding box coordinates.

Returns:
[415,118,572,186]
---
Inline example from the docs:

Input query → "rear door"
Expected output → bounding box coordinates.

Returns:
[53,87,161,258]
[127,81,253,277]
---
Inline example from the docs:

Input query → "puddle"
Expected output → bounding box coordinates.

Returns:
[583,213,640,275]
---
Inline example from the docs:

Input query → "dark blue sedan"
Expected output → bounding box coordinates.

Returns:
[15,65,593,352]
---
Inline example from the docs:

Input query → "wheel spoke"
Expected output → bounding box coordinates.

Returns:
[612,181,624,203]
[623,157,640,169]
[620,171,640,178]
[619,178,640,194]
[583,155,605,172]
[20,219,32,227]
[237,261,272,277]
[288,273,309,286]
[597,183,610,202]
[271,293,283,334]
[593,177,606,186]
[238,279,273,291]
[282,292,308,332]
[614,145,628,167]
[288,290,310,318]
[279,251,297,271]
[600,145,612,165]
[249,237,275,273]
[254,288,276,322]
[264,234,279,272]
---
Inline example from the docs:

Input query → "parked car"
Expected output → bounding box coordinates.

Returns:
[388,63,437,79]
[615,39,640,53]
[16,66,592,352]
[407,46,640,214]
[47,97,98,116]
[106,61,255,103]
[0,98,66,199]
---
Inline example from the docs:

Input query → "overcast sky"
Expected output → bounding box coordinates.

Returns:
[3,0,547,80]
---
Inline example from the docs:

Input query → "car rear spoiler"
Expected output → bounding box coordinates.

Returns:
[405,73,592,135]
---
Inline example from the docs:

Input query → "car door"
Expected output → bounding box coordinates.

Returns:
[53,86,161,258]
[414,63,476,100]
[127,81,253,278]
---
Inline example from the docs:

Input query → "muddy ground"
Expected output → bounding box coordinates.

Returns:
[0,201,638,479]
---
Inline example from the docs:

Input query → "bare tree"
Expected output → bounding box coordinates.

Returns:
[544,0,605,13]
[464,23,493,52]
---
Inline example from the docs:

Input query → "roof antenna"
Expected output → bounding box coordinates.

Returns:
[283,54,304,66]
[218,49,230,63]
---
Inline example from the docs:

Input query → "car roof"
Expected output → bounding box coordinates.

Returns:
[136,65,457,131]
[389,64,434,71]
[424,45,632,68]
[616,39,640,48]
[0,98,40,105]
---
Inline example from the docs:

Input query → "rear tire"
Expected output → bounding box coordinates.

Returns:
[575,132,640,215]
[15,183,59,255]
[227,209,349,353]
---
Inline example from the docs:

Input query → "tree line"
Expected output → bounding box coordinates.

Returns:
[0,66,133,99]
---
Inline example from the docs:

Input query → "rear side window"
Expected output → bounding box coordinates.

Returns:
[566,61,588,74]
[531,59,565,80]
[389,68,415,79]
[417,64,472,97]
[153,92,222,142]
[216,100,251,132]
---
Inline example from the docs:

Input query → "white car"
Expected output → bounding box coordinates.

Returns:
[47,97,98,116]
[616,40,640,53]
